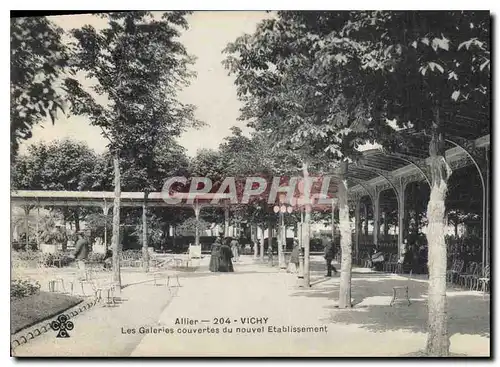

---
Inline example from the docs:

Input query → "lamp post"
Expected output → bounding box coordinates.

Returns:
[273,203,293,270]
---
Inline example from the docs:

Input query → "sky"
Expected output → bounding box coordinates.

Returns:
[18,11,270,157]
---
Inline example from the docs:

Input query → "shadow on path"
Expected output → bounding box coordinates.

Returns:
[290,273,490,338]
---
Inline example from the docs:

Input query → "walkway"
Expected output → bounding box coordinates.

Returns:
[12,256,490,357]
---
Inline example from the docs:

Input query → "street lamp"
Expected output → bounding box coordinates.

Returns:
[274,199,293,270]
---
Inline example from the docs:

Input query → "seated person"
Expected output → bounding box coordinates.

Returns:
[401,245,414,274]
[371,247,385,271]
[103,249,113,269]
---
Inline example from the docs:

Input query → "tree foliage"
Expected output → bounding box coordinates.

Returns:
[64,11,201,190]
[11,16,69,157]
[11,139,96,191]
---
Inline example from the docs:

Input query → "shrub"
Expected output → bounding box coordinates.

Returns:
[11,279,41,299]
[87,252,106,262]
[12,249,41,262]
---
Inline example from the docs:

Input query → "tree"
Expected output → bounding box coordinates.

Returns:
[225,11,490,355]
[11,139,97,231]
[297,11,489,355]
[224,14,356,290]
[316,11,489,356]
[10,16,69,158]
[65,12,199,287]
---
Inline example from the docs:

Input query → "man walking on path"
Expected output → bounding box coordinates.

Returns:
[72,231,90,278]
[324,239,338,277]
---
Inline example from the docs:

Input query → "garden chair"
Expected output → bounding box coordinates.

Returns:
[388,254,399,273]
[362,252,371,268]
[477,265,490,296]
[458,261,477,288]
[383,253,394,272]
[465,262,482,290]
[36,257,67,293]
[147,247,160,268]
[148,257,181,288]
[390,270,412,307]
[133,250,143,267]
[446,259,464,285]
[88,268,117,306]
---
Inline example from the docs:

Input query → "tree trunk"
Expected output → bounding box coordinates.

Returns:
[173,225,177,250]
[425,112,452,356]
[194,202,201,247]
[111,154,122,290]
[142,193,149,272]
[268,222,273,266]
[279,212,286,269]
[454,221,458,238]
[302,162,311,287]
[252,224,258,258]
[259,225,265,261]
[74,210,80,232]
[35,207,40,248]
[338,161,352,309]
[24,206,30,250]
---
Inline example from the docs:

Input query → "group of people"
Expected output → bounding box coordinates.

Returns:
[209,235,241,273]
[367,239,429,274]
[286,237,339,278]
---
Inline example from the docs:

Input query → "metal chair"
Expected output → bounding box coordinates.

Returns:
[149,258,181,288]
[446,259,464,285]
[458,262,477,289]
[477,265,490,295]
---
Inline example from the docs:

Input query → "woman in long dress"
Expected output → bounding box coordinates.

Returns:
[209,238,222,272]
[288,239,300,273]
[230,237,240,262]
[218,239,234,272]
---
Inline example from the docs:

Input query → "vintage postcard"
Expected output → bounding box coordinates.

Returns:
[10,10,490,357]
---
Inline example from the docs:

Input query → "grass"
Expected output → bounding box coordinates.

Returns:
[11,291,83,334]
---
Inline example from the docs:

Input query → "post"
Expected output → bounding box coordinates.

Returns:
[259,225,265,261]
[355,200,361,261]
[103,201,109,248]
[364,202,369,246]
[331,200,335,244]
[278,211,286,269]
[24,206,30,249]
[111,154,122,291]
[397,182,406,258]
[224,206,230,237]
[268,222,273,266]
[35,206,40,248]
[383,211,389,237]
[373,191,380,246]
[302,162,312,287]
[142,192,149,272]
[253,224,258,258]
[194,201,201,247]
[485,147,490,267]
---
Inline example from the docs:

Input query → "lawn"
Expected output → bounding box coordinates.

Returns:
[11,291,83,334]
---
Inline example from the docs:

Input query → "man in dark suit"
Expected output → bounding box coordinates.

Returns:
[73,232,90,273]
[324,239,338,277]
